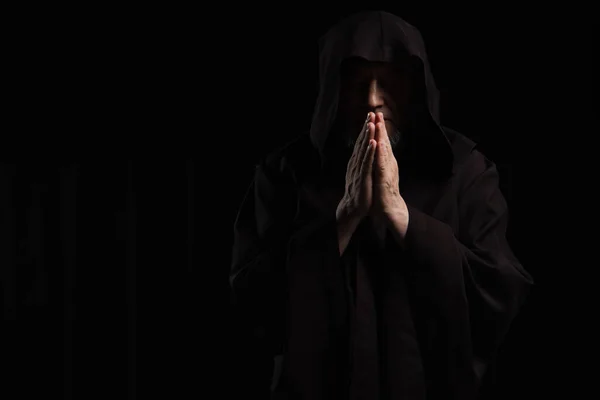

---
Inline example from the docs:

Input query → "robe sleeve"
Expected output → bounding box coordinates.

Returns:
[230,161,297,355]
[403,154,533,379]
[230,159,348,395]
[230,160,342,345]
[228,161,299,396]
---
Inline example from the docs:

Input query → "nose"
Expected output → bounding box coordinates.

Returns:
[367,79,384,110]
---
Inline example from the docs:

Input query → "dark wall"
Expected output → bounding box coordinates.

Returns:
[2,4,590,399]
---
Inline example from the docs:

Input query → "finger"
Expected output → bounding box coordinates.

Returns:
[376,113,391,143]
[356,113,374,154]
[349,121,373,175]
[374,121,384,143]
[357,122,374,166]
[364,121,375,153]
[375,121,391,148]
[380,113,393,145]
[361,139,377,175]
[376,138,387,167]
[364,111,373,132]
[352,112,373,157]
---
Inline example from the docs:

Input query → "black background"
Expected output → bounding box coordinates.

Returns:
[2,3,592,399]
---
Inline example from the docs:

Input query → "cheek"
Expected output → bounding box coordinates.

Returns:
[393,88,410,106]
[389,79,410,105]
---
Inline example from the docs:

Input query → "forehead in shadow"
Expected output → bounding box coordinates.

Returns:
[340,57,411,80]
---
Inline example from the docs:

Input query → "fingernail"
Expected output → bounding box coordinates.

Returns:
[366,112,371,122]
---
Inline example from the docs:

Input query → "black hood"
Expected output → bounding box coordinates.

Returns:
[309,11,454,177]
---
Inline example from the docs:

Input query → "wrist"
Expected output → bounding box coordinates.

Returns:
[384,204,409,240]
[336,200,362,229]
[335,199,362,255]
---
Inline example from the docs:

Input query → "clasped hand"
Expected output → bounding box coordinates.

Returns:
[337,112,409,236]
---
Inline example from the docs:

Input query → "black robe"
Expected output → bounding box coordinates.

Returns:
[230,11,533,400]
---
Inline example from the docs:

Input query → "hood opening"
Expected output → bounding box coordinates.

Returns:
[309,11,454,181]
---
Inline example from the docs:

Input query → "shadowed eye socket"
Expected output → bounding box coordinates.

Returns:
[340,57,370,80]
[379,73,408,91]
[340,58,409,88]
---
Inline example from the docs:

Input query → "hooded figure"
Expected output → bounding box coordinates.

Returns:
[230,11,533,400]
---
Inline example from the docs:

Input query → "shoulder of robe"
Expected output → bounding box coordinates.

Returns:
[443,126,497,189]
[259,132,318,181]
